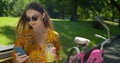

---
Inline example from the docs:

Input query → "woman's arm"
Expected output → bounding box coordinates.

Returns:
[12,32,28,63]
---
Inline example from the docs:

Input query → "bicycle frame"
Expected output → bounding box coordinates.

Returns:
[66,14,111,63]
[68,37,110,63]
[70,51,84,63]
[66,38,90,63]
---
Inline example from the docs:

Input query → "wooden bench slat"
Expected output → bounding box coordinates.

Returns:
[0,58,12,63]
[0,50,12,59]
[0,44,14,63]
[0,44,14,52]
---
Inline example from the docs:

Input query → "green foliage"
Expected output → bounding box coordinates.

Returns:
[11,0,40,16]
[0,0,9,16]
[0,0,40,16]
[0,0,120,21]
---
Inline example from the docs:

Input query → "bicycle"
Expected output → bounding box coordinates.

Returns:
[66,14,111,63]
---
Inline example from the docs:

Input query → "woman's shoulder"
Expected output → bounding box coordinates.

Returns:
[53,30,59,35]
[49,29,59,36]
[48,29,60,43]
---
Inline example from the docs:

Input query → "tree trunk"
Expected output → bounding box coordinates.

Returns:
[110,0,120,27]
[70,0,77,21]
[111,5,115,21]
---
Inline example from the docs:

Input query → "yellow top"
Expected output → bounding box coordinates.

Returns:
[12,29,60,63]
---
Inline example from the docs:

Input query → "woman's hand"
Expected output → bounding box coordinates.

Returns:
[51,47,58,59]
[15,53,29,63]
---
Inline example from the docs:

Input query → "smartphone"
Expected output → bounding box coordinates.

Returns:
[14,47,27,56]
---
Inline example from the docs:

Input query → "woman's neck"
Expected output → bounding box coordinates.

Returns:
[33,26,48,34]
[33,27,48,47]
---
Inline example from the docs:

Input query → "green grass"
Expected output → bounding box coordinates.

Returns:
[52,19,120,61]
[0,17,120,62]
[0,17,19,45]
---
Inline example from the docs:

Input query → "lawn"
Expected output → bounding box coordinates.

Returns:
[0,17,120,62]
[0,17,19,45]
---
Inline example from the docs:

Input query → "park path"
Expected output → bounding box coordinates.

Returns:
[104,35,120,63]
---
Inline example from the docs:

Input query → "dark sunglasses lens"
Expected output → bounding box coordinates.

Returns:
[25,17,30,22]
[32,16,38,21]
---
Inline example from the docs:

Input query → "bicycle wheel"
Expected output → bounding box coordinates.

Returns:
[66,47,80,63]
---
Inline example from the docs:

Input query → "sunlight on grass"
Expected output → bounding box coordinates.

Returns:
[0,17,19,27]
[0,17,18,45]
[105,20,118,26]
[51,18,69,21]
[0,34,11,45]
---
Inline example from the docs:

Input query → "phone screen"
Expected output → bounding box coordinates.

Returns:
[14,47,26,56]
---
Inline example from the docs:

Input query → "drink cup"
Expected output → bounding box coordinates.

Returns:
[46,43,55,63]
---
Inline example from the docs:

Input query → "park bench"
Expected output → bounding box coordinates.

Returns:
[0,44,14,63]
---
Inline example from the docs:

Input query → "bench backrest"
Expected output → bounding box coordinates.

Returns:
[0,44,14,63]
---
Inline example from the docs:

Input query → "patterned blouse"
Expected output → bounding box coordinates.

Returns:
[12,29,60,63]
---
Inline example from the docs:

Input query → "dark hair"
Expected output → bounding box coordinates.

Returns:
[26,2,44,14]
[16,2,54,34]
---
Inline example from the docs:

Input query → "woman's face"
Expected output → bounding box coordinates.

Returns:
[25,9,45,29]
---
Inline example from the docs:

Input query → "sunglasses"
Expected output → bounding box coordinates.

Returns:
[25,15,39,22]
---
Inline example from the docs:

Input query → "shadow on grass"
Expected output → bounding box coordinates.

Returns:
[52,21,120,61]
[0,26,16,45]
[53,21,96,58]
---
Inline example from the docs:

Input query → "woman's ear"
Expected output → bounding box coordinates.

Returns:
[42,13,45,19]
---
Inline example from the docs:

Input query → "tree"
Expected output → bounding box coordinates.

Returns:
[110,0,120,27]
[0,0,9,16]
[70,0,78,21]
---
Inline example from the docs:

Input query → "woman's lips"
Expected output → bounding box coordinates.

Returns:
[31,23,36,26]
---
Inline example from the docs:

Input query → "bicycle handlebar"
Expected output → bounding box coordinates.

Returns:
[95,34,110,50]
[94,14,111,40]
[95,34,107,40]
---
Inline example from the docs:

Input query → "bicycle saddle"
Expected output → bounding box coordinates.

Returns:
[74,37,90,46]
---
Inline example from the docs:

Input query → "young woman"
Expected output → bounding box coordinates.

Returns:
[12,2,60,63]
